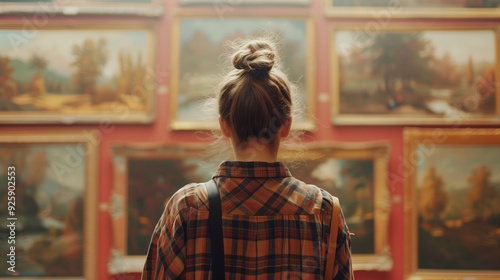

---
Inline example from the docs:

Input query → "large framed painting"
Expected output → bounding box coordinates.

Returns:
[0,131,98,279]
[0,0,163,17]
[404,128,500,279]
[170,12,315,131]
[0,24,155,124]
[109,144,217,273]
[279,142,392,271]
[324,0,500,18]
[331,25,500,125]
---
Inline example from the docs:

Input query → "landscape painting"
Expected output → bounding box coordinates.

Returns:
[110,145,216,273]
[0,1,162,17]
[171,16,314,130]
[0,27,154,124]
[332,0,500,8]
[326,0,500,18]
[279,143,392,271]
[0,132,97,279]
[179,0,309,5]
[332,28,498,125]
[405,129,500,279]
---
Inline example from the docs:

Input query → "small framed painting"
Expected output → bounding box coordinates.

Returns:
[0,131,98,279]
[404,128,500,279]
[279,142,392,271]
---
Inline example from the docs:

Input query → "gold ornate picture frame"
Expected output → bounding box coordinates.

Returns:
[404,128,500,279]
[324,0,500,18]
[0,23,156,124]
[170,12,315,131]
[109,143,216,273]
[0,130,98,279]
[0,0,163,17]
[279,142,392,271]
[331,24,500,125]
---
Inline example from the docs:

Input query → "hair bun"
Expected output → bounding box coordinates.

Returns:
[232,40,275,75]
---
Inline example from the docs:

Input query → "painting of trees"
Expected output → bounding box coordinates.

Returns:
[72,38,108,104]
[116,52,147,100]
[336,29,496,121]
[418,166,448,223]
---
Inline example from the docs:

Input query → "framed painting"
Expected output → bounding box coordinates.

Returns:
[170,12,315,131]
[0,24,155,124]
[331,25,500,125]
[109,143,217,273]
[179,0,310,6]
[324,0,500,18]
[404,128,500,279]
[0,0,163,17]
[0,131,98,279]
[278,142,392,271]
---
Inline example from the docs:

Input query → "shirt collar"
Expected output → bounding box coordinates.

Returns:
[213,161,292,178]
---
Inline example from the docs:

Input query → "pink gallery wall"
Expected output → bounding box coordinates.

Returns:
[1,0,499,279]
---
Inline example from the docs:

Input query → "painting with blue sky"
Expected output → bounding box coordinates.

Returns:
[174,17,310,127]
[415,144,500,271]
[0,28,153,123]
[334,29,496,119]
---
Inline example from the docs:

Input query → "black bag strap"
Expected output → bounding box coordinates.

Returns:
[205,179,225,280]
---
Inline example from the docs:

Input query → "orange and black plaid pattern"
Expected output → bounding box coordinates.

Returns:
[142,161,354,280]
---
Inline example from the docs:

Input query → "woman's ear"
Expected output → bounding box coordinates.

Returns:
[219,117,232,138]
[280,116,292,138]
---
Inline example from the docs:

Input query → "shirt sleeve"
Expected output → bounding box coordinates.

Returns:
[333,207,354,280]
[141,204,187,279]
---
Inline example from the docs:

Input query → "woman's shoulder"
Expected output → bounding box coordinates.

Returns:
[288,177,337,213]
[164,182,209,216]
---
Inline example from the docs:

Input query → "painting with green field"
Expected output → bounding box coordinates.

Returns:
[172,16,313,130]
[0,28,154,123]
[333,29,497,124]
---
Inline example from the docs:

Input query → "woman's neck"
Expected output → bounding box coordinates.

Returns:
[231,138,279,162]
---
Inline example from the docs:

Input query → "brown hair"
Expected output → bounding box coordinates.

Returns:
[218,39,293,145]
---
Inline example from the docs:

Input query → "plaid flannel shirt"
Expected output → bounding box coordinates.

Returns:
[142,161,354,280]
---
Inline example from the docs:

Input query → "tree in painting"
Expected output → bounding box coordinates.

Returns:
[72,38,108,104]
[367,33,433,97]
[29,54,48,96]
[418,166,448,234]
[0,57,17,101]
[116,52,147,101]
[466,165,499,221]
